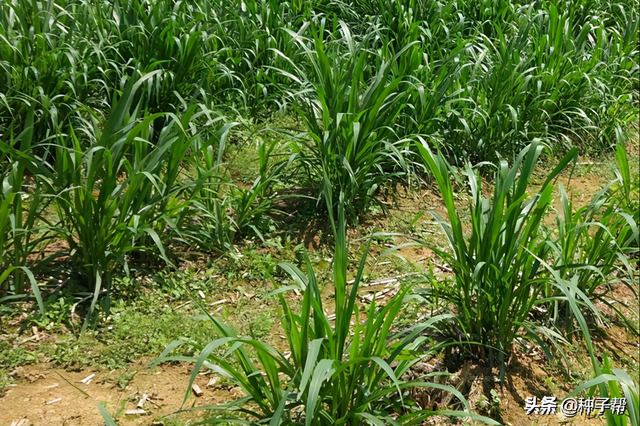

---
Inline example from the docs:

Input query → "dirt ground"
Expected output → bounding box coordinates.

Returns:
[3,320,636,426]
[0,359,238,425]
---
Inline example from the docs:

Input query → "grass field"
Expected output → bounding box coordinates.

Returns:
[0,0,638,425]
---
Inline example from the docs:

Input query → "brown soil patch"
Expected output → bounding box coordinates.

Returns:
[0,360,234,426]
[498,359,607,426]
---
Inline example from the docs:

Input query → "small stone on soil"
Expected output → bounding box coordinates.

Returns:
[191,384,204,397]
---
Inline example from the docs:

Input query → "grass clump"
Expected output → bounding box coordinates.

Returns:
[157,193,498,425]
[416,139,580,378]
[547,143,639,333]
[287,21,411,223]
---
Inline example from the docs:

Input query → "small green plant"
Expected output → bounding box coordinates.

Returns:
[0,369,13,396]
[181,124,284,254]
[247,310,274,340]
[548,181,638,331]
[489,389,501,417]
[476,389,501,418]
[39,292,75,327]
[117,370,137,391]
[0,340,36,370]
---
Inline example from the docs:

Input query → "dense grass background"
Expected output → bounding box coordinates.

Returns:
[3,0,636,306]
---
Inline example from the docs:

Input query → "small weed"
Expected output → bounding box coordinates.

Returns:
[543,376,560,395]
[154,417,187,426]
[489,390,501,417]
[46,335,97,369]
[247,311,274,340]
[476,397,490,414]
[0,369,13,396]
[476,390,501,418]
[88,300,218,369]
[0,290,222,371]
[38,292,75,327]
[117,370,137,391]
[0,340,37,369]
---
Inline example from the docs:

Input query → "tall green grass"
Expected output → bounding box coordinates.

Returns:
[547,144,639,333]
[613,143,640,244]
[416,138,578,378]
[0,0,638,332]
[157,189,498,425]
[51,74,194,326]
[549,183,637,307]
[570,354,639,426]
[542,256,639,426]
[285,21,411,221]
[0,106,49,313]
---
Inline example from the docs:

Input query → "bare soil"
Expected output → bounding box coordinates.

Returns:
[0,359,240,426]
